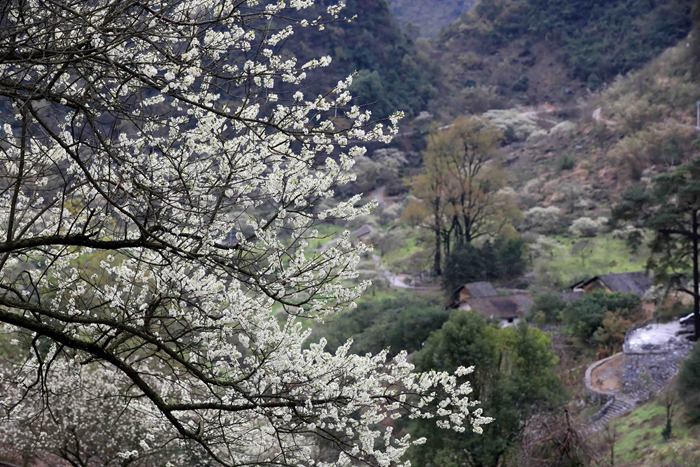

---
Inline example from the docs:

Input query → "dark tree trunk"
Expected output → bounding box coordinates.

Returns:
[433,197,442,276]
[452,215,463,249]
[443,230,451,260]
[693,209,699,341]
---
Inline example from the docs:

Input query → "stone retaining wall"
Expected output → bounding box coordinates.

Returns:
[584,352,620,404]
[584,321,694,429]
[621,330,692,401]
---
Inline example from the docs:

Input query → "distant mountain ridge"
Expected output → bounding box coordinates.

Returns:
[387,0,475,37]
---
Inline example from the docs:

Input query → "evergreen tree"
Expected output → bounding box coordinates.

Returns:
[614,158,700,340]
[409,313,566,466]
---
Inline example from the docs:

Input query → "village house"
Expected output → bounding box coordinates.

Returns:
[459,294,534,327]
[449,281,533,327]
[570,271,652,297]
[352,224,374,240]
[450,281,499,307]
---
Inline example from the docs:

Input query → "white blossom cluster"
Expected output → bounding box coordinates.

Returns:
[0,0,491,464]
[0,356,196,465]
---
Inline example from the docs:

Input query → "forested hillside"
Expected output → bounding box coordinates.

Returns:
[431,0,694,115]
[298,0,436,118]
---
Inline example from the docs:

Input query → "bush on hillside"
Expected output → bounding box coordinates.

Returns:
[529,292,567,324]
[442,235,527,292]
[458,84,507,114]
[611,124,699,180]
[678,342,700,423]
[524,206,566,234]
[483,109,541,143]
[562,291,641,349]
[308,295,451,357]
[408,314,566,466]
[569,217,607,237]
[341,148,408,197]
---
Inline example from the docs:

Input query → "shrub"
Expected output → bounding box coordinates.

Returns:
[483,109,541,143]
[562,291,641,346]
[569,216,607,237]
[557,154,575,171]
[530,292,567,323]
[592,311,632,354]
[342,148,407,196]
[611,124,698,179]
[458,85,506,114]
[442,235,527,292]
[409,316,566,466]
[678,342,700,423]
[309,295,451,357]
[524,206,565,234]
[443,243,489,292]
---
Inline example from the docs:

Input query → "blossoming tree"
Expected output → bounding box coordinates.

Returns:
[0,1,491,464]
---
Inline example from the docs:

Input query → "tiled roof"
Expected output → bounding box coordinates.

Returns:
[461,293,533,320]
[461,281,498,298]
[571,271,652,296]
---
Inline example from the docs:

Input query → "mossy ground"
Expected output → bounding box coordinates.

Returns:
[533,233,648,288]
[600,396,700,466]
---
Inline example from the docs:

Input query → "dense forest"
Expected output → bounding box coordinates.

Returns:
[433,0,694,112]
[298,0,436,118]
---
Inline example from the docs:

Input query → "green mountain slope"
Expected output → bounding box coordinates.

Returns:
[298,0,436,118]
[432,0,694,115]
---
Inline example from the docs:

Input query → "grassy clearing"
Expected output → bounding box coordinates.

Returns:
[606,397,700,466]
[379,226,431,274]
[381,229,421,265]
[303,222,346,252]
[533,233,648,288]
[359,284,442,304]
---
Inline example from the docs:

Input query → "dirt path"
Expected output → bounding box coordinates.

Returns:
[369,255,439,291]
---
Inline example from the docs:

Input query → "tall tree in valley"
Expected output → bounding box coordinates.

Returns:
[613,158,700,340]
[404,130,452,275]
[405,116,518,276]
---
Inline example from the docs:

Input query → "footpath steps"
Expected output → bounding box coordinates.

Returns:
[588,396,637,433]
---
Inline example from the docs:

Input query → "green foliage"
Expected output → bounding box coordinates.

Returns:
[299,0,436,118]
[531,234,648,288]
[557,154,575,171]
[409,312,566,466]
[662,414,673,441]
[479,0,693,86]
[679,342,700,423]
[309,294,450,357]
[556,0,692,85]
[435,0,693,113]
[442,235,527,292]
[598,29,700,179]
[530,291,566,323]
[612,398,696,464]
[613,158,700,339]
[561,291,641,346]
[290,0,437,119]
[693,2,700,79]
